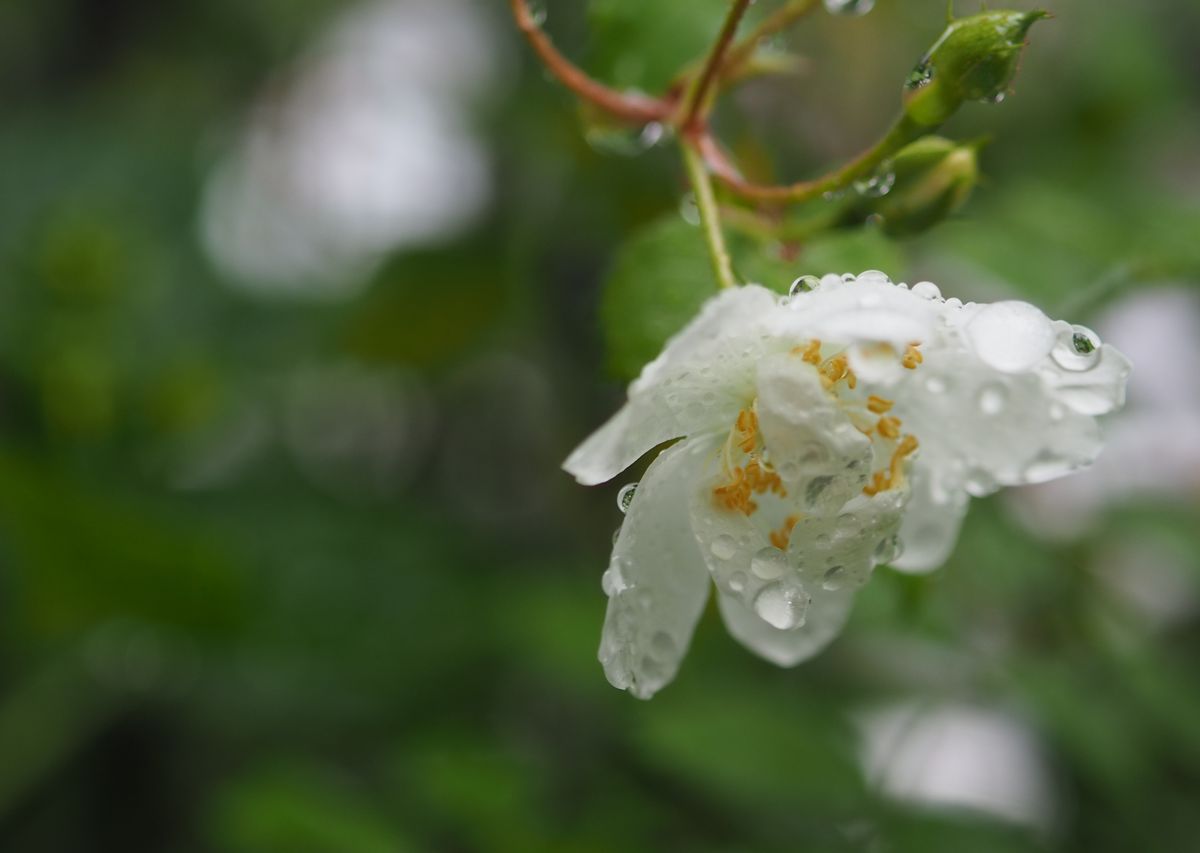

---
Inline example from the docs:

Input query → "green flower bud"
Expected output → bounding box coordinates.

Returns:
[902,10,1048,127]
[858,136,982,237]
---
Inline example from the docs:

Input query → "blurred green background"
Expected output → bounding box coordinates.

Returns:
[0,0,1198,850]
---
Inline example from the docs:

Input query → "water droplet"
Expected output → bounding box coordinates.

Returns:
[925,376,947,394]
[711,534,738,560]
[527,0,548,26]
[823,0,875,16]
[944,297,963,309]
[640,122,668,149]
[790,275,820,297]
[822,566,845,591]
[874,534,902,563]
[753,582,811,630]
[1022,450,1071,483]
[1050,324,1102,372]
[601,561,628,596]
[679,193,701,226]
[964,468,998,497]
[751,546,787,580]
[728,571,747,593]
[966,301,1056,372]
[906,61,934,90]
[854,171,895,198]
[911,281,942,300]
[836,512,860,536]
[857,269,891,285]
[986,91,1006,104]
[815,533,831,549]
[617,482,638,513]
[650,630,676,659]
[978,383,1008,415]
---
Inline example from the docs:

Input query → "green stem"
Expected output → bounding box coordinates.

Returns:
[709,114,925,203]
[682,143,737,290]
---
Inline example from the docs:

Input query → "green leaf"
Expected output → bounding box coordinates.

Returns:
[600,215,719,381]
[601,216,909,381]
[586,0,732,93]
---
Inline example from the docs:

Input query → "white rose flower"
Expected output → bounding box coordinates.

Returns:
[565,272,1132,698]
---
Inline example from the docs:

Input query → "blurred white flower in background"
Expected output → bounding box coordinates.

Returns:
[201,0,507,297]
[858,702,1058,835]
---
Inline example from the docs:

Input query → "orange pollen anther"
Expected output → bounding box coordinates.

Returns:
[876,416,902,440]
[793,339,823,365]
[902,343,924,370]
[735,408,759,454]
[866,395,894,414]
[769,515,800,550]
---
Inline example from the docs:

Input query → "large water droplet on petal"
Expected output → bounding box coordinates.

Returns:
[617,482,638,513]
[751,546,788,580]
[790,275,821,298]
[966,301,1056,373]
[753,582,811,630]
[911,281,942,300]
[1050,324,1102,372]
[823,0,876,16]
[711,534,738,560]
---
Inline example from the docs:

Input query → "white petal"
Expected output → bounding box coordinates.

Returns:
[564,286,782,485]
[633,285,781,393]
[895,344,1105,494]
[891,460,969,573]
[599,435,718,699]
[715,584,854,667]
[780,272,940,350]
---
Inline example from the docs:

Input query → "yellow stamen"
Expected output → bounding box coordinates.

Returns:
[876,416,902,440]
[902,343,923,370]
[735,408,759,454]
[793,339,822,365]
[768,515,800,550]
[866,395,893,414]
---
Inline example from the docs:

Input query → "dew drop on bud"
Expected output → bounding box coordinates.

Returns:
[823,0,875,16]
[854,171,895,198]
[617,482,638,513]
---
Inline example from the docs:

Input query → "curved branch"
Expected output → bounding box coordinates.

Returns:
[680,0,755,130]
[692,115,924,203]
[509,0,673,124]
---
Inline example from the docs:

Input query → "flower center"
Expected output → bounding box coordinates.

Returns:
[710,338,924,542]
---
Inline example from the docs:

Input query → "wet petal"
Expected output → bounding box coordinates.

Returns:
[715,584,855,667]
[891,460,969,573]
[565,287,781,485]
[599,435,719,699]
